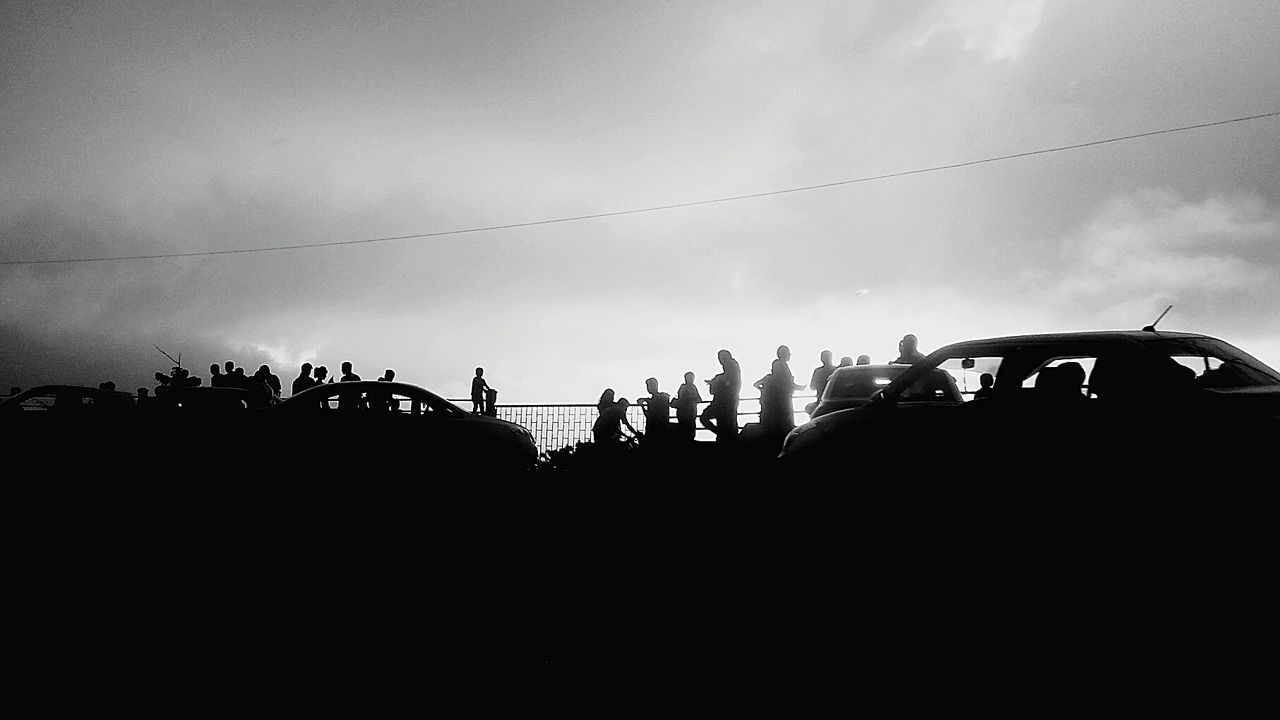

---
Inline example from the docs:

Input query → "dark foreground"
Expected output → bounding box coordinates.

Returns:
[5,416,1273,703]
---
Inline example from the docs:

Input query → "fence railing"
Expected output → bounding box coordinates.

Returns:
[449,395,820,454]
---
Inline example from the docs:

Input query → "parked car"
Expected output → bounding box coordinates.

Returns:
[780,330,1280,467]
[0,385,135,414]
[809,365,962,419]
[146,386,257,412]
[274,381,538,470]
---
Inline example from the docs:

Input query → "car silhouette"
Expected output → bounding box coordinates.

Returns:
[0,385,136,414]
[274,380,538,471]
[781,330,1280,468]
[809,364,963,419]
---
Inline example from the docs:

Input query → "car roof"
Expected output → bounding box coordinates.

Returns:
[934,330,1208,353]
[286,380,460,405]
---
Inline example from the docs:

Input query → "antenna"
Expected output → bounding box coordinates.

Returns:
[154,344,181,368]
[1142,305,1173,332]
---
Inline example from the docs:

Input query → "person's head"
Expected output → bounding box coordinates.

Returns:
[1057,362,1085,393]
[979,372,994,389]
[820,350,833,365]
[383,369,395,381]
[301,363,312,376]
[684,371,695,384]
[257,364,270,376]
[900,334,919,354]
[99,381,115,391]
[717,349,732,366]
[616,398,630,409]
[777,345,791,361]
[233,367,245,377]
[856,355,871,366]
[645,377,659,393]
[210,363,221,375]
[475,367,484,377]
[600,388,615,402]
[315,366,328,379]
[224,361,234,374]
[840,356,854,367]
[341,361,352,374]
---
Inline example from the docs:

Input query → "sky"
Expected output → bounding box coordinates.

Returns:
[2,0,1279,402]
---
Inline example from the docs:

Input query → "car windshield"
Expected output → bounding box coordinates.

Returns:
[1147,337,1280,388]
[823,368,903,401]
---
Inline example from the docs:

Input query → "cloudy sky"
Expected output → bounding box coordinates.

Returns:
[2,0,1278,401]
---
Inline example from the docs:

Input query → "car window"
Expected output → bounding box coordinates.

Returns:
[19,393,59,411]
[824,370,897,401]
[1021,357,1097,397]
[937,357,1004,400]
[1149,338,1280,388]
[900,370,960,402]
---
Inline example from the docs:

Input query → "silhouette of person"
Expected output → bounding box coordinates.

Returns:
[856,355,871,366]
[255,365,282,399]
[893,334,927,365]
[210,363,225,388]
[369,370,395,411]
[99,381,116,391]
[340,362,361,382]
[224,361,236,378]
[673,372,703,441]
[700,349,741,441]
[974,373,995,400]
[755,345,805,434]
[314,366,329,385]
[1055,362,1087,401]
[809,350,837,404]
[598,388,616,415]
[638,377,672,441]
[839,356,855,367]
[292,363,314,396]
[593,397,638,445]
[471,368,490,414]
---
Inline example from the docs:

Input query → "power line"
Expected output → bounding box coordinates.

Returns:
[4,111,1276,266]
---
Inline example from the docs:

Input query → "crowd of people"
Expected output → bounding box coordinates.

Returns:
[590,333,929,446]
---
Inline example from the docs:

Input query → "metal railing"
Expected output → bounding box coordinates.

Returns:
[449,395,820,454]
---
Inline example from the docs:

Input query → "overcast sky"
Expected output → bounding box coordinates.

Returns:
[2,0,1278,401]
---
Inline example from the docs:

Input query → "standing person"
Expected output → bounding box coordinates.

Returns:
[893,334,927,365]
[700,349,741,441]
[673,372,703,442]
[755,345,805,435]
[340,362,361,382]
[209,363,226,388]
[256,365,282,399]
[638,377,671,441]
[809,350,837,403]
[292,363,314,396]
[597,388,616,415]
[471,368,490,414]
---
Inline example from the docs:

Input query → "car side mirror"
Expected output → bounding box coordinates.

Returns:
[961,358,975,370]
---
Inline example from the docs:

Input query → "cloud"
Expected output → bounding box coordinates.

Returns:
[909,0,1044,61]
[1019,190,1280,331]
